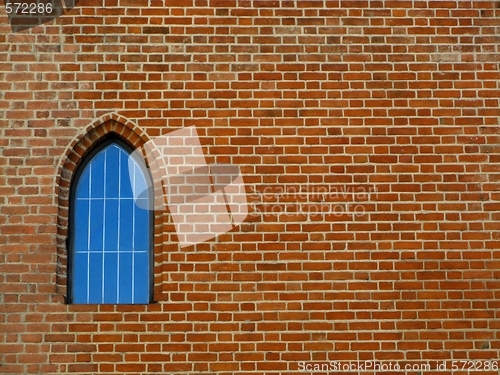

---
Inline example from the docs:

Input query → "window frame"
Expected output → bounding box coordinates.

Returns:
[67,137,155,305]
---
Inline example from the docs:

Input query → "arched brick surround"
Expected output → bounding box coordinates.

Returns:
[55,113,167,301]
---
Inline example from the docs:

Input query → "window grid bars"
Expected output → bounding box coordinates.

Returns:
[117,148,121,303]
[73,144,150,305]
[86,162,92,304]
[101,149,107,304]
[131,161,136,304]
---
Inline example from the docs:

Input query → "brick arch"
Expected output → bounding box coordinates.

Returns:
[55,113,166,302]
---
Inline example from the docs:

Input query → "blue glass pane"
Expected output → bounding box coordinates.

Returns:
[118,252,133,304]
[104,199,118,251]
[120,151,133,198]
[72,142,151,305]
[133,163,148,199]
[103,252,118,303]
[72,252,88,304]
[74,199,89,252]
[90,152,105,198]
[134,252,149,304]
[134,206,149,251]
[119,199,134,251]
[89,200,104,251]
[76,168,90,199]
[105,146,120,198]
[88,253,103,304]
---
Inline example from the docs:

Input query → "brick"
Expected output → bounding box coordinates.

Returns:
[3,1,500,373]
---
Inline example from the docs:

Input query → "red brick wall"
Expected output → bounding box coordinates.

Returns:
[2,0,500,373]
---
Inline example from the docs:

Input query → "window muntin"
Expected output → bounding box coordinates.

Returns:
[70,141,152,304]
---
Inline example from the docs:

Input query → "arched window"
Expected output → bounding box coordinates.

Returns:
[68,139,153,304]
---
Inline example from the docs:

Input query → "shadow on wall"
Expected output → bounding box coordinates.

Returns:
[2,0,79,32]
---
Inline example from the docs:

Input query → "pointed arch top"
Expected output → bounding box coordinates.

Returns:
[56,113,150,197]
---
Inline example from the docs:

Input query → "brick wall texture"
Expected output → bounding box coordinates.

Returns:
[2,0,500,374]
